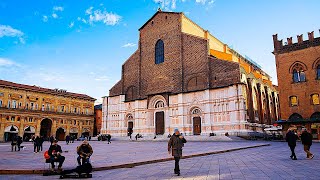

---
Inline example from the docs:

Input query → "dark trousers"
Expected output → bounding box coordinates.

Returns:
[11,144,17,151]
[77,156,90,165]
[174,156,180,173]
[34,144,39,152]
[51,156,65,168]
[289,145,296,159]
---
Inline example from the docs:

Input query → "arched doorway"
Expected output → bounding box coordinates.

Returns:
[40,118,52,139]
[289,113,303,121]
[4,125,18,142]
[82,128,90,138]
[23,126,35,141]
[56,128,66,141]
[155,111,164,135]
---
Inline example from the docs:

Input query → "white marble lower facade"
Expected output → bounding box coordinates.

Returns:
[102,84,260,137]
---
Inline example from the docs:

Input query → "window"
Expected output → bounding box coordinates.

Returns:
[35,104,38,110]
[155,39,164,64]
[74,107,77,113]
[0,92,3,97]
[155,101,165,108]
[17,117,20,122]
[292,63,306,82]
[8,101,11,108]
[12,100,17,108]
[311,94,320,105]
[85,108,89,115]
[0,100,2,107]
[11,116,15,121]
[29,117,33,122]
[317,64,320,80]
[19,102,22,108]
[290,96,298,106]
[42,104,45,111]
[30,102,34,110]
[61,106,65,112]
[26,103,28,109]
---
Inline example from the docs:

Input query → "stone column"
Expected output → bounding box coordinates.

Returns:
[51,119,57,137]
[66,120,70,136]
[18,116,24,137]
[78,121,83,138]
[35,117,41,136]
[0,115,5,142]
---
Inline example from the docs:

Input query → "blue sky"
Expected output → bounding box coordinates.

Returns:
[0,0,319,103]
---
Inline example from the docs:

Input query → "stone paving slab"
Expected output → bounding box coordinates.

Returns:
[0,140,268,173]
[1,142,319,179]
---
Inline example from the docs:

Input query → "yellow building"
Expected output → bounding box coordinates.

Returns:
[0,80,96,142]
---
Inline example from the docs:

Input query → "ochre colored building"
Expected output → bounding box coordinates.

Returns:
[94,104,102,136]
[273,31,320,139]
[102,10,279,137]
[0,80,96,142]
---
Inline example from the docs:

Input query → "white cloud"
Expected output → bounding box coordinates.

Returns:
[153,0,215,10]
[52,13,58,19]
[0,58,19,67]
[77,17,81,21]
[122,43,136,48]
[89,10,121,26]
[69,21,74,28]
[94,76,110,81]
[53,6,64,12]
[0,25,25,44]
[0,25,23,38]
[42,15,48,22]
[85,6,94,15]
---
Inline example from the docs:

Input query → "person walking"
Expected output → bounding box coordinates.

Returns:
[33,136,40,153]
[107,134,111,144]
[301,128,314,159]
[286,129,298,160]
[39,136,44,151]
[168,128,187,176]
[65,135,70,145]
[17,136,23,151]
[11,135,18,152]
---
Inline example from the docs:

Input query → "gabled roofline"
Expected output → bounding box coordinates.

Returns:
[138,10,182,31]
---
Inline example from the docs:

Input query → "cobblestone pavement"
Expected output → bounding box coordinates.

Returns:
[1,141,320,179]
[0,140,266,170]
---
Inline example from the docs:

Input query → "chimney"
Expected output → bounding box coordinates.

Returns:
[308,31,314,41]
[287,37,293,45]
[297,34,303,44]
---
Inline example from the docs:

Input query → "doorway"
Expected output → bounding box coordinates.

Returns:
[193,117,201,135]
[128,121,133,135]
[40,118,52,139]
[56,128,65,141]
[155,111,165,135]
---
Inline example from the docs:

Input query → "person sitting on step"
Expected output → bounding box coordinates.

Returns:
[48,140,65,171]
[77,140,93,165]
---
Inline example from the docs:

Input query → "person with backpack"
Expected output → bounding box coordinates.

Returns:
[168,128,187,176]
[300,128,314,159]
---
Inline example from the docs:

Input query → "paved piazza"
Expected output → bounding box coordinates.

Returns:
[0,140,319,179]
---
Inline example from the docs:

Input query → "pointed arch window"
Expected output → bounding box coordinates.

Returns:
[155,39,164,64]
[292,63,306,82]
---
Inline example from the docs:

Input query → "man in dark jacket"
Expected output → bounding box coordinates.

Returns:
[300,128,314,159]
[286,129,298,160]
[48,140,65,170]
[77,140,93,165]
[168,128,187,176]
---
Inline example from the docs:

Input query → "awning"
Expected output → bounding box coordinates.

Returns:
[276,118,320,124]
[70,127,78,133]
[4,125,19,133]
[82,128,90,133]
[24,126,35,133]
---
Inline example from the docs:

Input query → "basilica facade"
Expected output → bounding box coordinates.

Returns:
[102,11,279,137]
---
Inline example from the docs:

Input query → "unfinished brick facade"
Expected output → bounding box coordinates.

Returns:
[103,11,279,137]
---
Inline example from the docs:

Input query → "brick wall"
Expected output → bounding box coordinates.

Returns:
[275,46,320,119]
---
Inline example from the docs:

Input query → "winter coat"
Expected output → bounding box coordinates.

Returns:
[301,131,313,146]
[168,134,187,157]
[286,131,298,146]
[48,144,63,157]
[77,144,93,157]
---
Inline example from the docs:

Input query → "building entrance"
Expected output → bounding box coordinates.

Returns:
[155,111,164,135]
[40,118,52,139]
[193,117,201,135]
